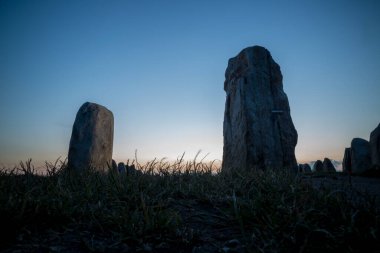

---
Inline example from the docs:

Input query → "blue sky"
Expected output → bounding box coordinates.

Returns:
[1,0,379,167]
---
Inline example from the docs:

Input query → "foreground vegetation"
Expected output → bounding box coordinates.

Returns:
[0,158,379,253]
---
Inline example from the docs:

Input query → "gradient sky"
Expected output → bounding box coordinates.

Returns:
[1,0,379,167]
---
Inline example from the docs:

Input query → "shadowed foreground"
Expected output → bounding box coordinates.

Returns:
[1,159,379,253]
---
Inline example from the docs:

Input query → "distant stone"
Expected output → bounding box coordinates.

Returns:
[298,163,311,173]
[370,123,380,169]
[351,138,371,174]
[303,163,312,173]
[127,164,136,174]
[127,164,141,175]
[322,158,336,172]
[222,46,298,172]
[342,148,352,173]
[313,160,323,172]
[112,159,117,171]
[68,102,114,171]
[118,162,126,173]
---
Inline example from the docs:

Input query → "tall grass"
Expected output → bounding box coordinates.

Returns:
[0,158,379,252]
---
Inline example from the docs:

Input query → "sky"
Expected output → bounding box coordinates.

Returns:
[1,0,379,168]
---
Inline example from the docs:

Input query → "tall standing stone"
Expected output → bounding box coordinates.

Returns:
[351,138,371,174]
[342,148,352,173]
[222,46,298,171]
[68,102,114,171]
[370,123,380,169]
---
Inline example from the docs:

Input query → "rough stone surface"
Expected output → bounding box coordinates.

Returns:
[370,123,380,169]
[342,148,352,173]
[313,160,323,172]
[323,158,336,172]
[68,102,114,171]
[351,138,371,174]
[222,46,298,171]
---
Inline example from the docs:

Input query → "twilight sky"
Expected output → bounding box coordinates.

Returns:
[1,0,379,167]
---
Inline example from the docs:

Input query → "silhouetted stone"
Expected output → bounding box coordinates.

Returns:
[303,163,312,173]
[118,162,126,173]
[313,160,323,172]
[342,148,352,173]
[222,46,297,172]
[370,123,380,169]
[323,158,336,172]
[351,138,371,174]
[112,159,117,171]
[127,164,141,175]
[68,102,114,171]
[298,163,311,173]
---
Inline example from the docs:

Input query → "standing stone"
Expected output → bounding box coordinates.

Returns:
[127,164,141,175]
[351,138,371,174]
[222,46,298,171]
[112,159,118,171]
[68,102,114,171]
[303,163,312,173]
[298,163,311,173]
[313,160,323,172]
[342,148,352,173]
[118,162,126,173]
[322,158,336,172]
[370,123,380,169]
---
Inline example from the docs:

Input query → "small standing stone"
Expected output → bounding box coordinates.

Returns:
[342,148,352,173]
[112,159,117,171]
[313,160,323,172]
[322,158,336,172]
[127,164,140,175]
[68,102,114,171]
[118,162,126,173]
[298,163,311,173]
[351,138,371,174]
[303,163,312,173]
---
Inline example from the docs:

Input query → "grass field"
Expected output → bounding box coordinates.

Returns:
[0,158,379,253]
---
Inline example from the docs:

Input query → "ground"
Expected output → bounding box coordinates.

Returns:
[1,166,379,253]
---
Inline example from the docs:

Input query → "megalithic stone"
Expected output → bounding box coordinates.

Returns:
[313,160,323,172]
[370,123,380,169]
[222,46,298,171]
[322,158,336,172]
[68,102,114,171]
[351,138,371,174]
[303,163,312,173]
[342,148,352,173]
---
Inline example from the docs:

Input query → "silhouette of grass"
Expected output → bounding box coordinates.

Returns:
[0,157,379,252]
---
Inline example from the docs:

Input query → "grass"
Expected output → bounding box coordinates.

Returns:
[0,158,379,253]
